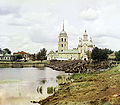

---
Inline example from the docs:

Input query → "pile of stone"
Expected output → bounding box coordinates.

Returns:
[47,60,112,73]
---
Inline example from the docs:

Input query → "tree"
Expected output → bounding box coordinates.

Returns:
[115,50,120,61]
[104,48,113,55]
[3,48,11,54]
[91,47,100,61]
[16,54,23,60]
[91,47,108,61]
[37,48,47,62]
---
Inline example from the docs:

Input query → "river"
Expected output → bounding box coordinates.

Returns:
[0,67,68,105]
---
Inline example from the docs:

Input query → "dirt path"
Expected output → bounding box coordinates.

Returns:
[39,65,120,105]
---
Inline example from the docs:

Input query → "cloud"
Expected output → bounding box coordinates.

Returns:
[80,8,100,21]
[95,34,120,40]
[0,0,120,53]
[0,6,20,15]
[8,17,31,26]
[0,35,10,48]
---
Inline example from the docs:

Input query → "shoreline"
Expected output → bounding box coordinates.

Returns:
[47,60,117,73]
[32,64,120,105]
[0,61,49,68]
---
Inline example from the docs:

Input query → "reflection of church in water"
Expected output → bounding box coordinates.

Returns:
[47,22,94,60]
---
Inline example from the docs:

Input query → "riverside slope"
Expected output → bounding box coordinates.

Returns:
[39,64,120,105]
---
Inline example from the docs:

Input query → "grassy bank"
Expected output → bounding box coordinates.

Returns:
[39,65,120,105]
[0,60,50,68]
[0,80,20,84]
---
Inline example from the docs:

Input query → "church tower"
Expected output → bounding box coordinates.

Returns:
[83,30,88,43]
[58,22,68,52]
[78,37,82,53]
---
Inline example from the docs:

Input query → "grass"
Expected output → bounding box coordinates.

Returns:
[80,83,91,88]
[47,87,54,94]
[0,60,50,68]
[56,75,62,80]
[0,80,20,84]
[70,73,98,81]
[0,60,50,64]
[107,69,120,75]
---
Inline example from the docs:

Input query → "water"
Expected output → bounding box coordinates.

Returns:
[0,67,68,105]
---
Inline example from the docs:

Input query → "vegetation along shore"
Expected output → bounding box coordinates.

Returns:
[33,64,120,105]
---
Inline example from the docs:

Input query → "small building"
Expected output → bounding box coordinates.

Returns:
[0,48,14,61]
[13,51,30,61]
[108,52,116,61]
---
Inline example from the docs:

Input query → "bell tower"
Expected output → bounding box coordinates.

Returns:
[58,22,68,52]
[83,30,88,42]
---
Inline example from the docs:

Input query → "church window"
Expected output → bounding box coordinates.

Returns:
[61,44,63,47]
[61,38,63,42]
[65,38,66,42]
[61,50,63,52]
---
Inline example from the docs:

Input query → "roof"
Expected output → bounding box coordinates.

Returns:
[59,49,79,54]
[4,54,13,57]
[59,30,67,36]
[13,51,29,55]
[108,52,116,59]
[49,50,55,54]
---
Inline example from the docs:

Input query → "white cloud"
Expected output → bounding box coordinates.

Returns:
[80,8,100,21]
[0,0,120,53]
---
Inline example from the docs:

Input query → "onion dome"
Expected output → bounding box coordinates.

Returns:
[59,22,67,36]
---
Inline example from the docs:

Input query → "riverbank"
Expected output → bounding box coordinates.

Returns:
[38,64,120,105]
[47,60,117,73]
[0,60,50,68]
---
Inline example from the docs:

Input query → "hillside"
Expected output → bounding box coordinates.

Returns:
[39,65,120,105]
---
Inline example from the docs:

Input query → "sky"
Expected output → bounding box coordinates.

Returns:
[0,0,120,54]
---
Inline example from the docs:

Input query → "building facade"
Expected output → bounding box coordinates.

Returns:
[47,23,94,60]
[13,51,30,61]
[0,48,14,61]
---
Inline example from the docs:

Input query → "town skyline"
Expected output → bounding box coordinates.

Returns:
[0,0,120,53]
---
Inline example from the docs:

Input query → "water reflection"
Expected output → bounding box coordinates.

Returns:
[0,67,68,105]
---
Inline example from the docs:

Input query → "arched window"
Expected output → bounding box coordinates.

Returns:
[61,38,63,42]
[61,44,63,47]
[65,38,66,42]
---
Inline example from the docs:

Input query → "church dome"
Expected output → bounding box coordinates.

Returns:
[59,30,67,36]
[59,21,67,36]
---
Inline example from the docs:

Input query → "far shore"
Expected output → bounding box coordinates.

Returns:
[0,60,50,68]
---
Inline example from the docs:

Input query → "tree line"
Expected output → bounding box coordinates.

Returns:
[1,47,120,62]
[91,47,120,61]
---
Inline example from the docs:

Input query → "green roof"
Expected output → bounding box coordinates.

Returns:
[59,49,79,54]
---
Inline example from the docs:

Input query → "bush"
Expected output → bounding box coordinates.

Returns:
[56,75,62,80]
[115,50,120,61]
[47,87,54,94]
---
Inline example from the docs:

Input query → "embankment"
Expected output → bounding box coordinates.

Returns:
[47,60,117,73]
[37,64,120,105]
[0,61,49,68]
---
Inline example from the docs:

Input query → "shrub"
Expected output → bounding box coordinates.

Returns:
[56,75,62,80]
[47,87,54,94]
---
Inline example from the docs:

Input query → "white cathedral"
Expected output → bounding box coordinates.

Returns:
[47,23,94,60]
